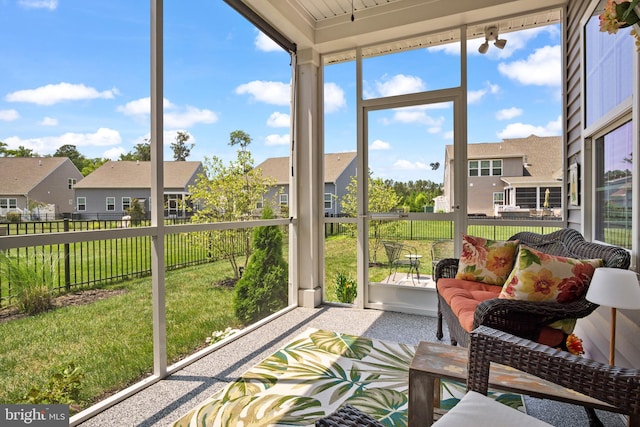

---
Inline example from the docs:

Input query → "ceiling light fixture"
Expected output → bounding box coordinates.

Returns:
[478,26,507,54]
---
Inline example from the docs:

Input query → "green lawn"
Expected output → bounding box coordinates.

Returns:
[0,261,241,409]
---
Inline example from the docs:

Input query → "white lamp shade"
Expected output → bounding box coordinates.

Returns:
[586,268,640,310]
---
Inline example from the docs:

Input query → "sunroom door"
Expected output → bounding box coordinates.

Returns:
[362,94,465,315]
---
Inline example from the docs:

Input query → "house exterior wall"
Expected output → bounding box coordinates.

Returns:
[329,157,356,216]
[28,159,82,217]
[74,188,152,219]
[566,0,640,369]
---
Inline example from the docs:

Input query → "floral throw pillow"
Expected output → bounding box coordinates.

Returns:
[454,235,519,286]
[499,244,603,304]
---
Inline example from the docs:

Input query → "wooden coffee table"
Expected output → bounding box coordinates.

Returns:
[408,340,615,427]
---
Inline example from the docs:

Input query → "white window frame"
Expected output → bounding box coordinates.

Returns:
[324,193,332,210]
[279,193,288,206]
[0,198,17,209]
[68,178,77,189]
[493,192,504,206]
[106,197,116,211]
[77,197,86,211]
[122,197,131,211]
[583,2,636,260]
[469,159,501,177]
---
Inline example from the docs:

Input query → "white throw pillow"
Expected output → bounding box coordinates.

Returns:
[432,391,552,427]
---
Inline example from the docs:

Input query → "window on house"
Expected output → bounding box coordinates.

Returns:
[595,122,632,249]
[492,160,502,176]
[493,192,504,206]
[122,197,131,211]
[585,5,633,250]
[324,193,332,210]
[469,161,479,176]
[77,197,86,211]
[106,197,115,211]
[68,178,76,189]
[0,198,17,209]
[280,194,288,206]
[256,200,263,209]
[469,159,501,176]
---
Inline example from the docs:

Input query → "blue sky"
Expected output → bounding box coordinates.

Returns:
[0,0,562,183]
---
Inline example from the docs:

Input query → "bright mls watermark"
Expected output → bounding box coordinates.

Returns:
[1,404,68,426]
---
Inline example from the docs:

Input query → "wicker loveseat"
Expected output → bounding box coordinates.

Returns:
[435,228,630,347]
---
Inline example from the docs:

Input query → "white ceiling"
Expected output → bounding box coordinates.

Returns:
[243,0,566,62]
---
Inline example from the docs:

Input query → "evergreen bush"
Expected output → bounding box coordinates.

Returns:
[233,206,288,324]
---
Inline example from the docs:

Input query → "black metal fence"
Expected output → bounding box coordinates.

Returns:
[0,219,250,308]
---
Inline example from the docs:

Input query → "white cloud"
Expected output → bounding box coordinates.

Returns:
[468,81,500,104]
[235,80,290,106]
[376,74,426,97]
[443,130,454,140]
[370,139,390,150]
[498,45,561,86]
[117,97,218,128]
[324,82,346,113]
[255,31,281,52]
[3,128,122,155]
[267,112,290,128]
[165,106,218,128]
[497,115,562,139]
[18,0,57,10]
[39,116,58,126]
[496,107,523,120]
[392,159,428,170]
[6,82,118,105]
[103,146,126,160]
[0,109,20,121]
[265,134,290,146]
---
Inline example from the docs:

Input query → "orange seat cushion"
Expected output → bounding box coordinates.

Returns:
[438,278,566,348]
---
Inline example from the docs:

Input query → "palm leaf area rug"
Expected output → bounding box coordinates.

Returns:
[172,328,524,426]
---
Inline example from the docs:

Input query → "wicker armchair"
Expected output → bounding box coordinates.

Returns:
[435,228,630,347]
[466,326,640,426]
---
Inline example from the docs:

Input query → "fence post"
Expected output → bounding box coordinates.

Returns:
[64,219,71,291]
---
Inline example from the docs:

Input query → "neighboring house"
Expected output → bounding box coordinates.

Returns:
[443,135,562,217]
[256,152,357,216]
[0,157,83,220]
[73,161,203,219]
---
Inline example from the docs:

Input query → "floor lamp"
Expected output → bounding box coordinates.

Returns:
[586,268,640,365]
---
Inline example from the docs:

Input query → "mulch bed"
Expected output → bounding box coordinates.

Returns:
[0,288,128,324]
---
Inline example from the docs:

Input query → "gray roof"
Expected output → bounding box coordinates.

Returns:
[256,152,357,185]
[74,161,202,190]
[445,135,562,182]
[0,157,75,195]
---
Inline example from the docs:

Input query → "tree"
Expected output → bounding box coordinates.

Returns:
[54,144,87,171]
[81,158,109,176]
[120,142,151,161]
[171,131,193,161]
[233,206,288,324]
[187,130,275,279]
[125,198,146,225]
[0,141,7,156]
[341,170,402,264]
[4,145,38,157]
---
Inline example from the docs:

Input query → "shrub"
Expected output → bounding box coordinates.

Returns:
[6,212,21,223]
[234,206,288,324]
[334,271,357,303]
[25,363,84,410]
[0,251,58,314]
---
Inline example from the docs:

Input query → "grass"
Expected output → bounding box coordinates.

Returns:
[0,260,241,409]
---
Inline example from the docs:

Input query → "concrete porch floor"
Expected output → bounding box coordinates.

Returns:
[77,306,625,427]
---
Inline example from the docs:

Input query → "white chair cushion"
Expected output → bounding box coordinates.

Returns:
[432,391,552,427]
